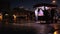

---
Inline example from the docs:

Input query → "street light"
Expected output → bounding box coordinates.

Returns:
[53,1,56,3]
[52,0,56,4]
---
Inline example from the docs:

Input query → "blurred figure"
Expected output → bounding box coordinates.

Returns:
[50,8,56,23]
[9,15,14,23]
[56,9,60,22]
[43,9,49,24]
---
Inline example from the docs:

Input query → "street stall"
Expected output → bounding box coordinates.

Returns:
[33,3,57,23]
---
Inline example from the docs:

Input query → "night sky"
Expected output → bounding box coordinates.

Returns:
[10,0,51,10]
[5,0,60,10]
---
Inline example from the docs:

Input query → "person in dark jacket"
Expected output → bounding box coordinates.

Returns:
[50,8,56,23]
[43,9,49,24]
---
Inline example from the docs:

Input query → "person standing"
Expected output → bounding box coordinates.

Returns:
[43,9,49,24]
[50,8,56,23]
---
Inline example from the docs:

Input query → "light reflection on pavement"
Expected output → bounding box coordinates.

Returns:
[2,19,60,34]
[10,23,60,34]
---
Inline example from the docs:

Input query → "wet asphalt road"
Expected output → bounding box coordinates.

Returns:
[0,22,60,34]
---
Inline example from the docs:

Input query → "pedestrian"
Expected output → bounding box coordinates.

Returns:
[43,9,49,24]
[50,8,56,23]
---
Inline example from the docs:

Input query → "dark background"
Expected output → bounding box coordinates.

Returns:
[0,0,60,11]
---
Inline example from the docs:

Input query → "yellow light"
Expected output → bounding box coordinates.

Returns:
[13,14,16,20]
[0,13,2,21]
[54,31,58,34]
[0,16,2,20]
